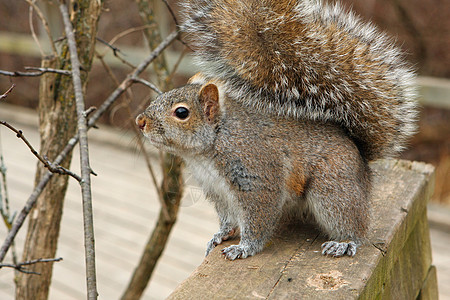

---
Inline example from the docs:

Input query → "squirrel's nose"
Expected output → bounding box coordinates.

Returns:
[136,114,147,131]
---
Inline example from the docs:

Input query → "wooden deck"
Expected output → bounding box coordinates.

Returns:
[0,103,449,299]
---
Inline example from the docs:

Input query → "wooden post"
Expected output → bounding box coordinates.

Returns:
[168,160,437,299]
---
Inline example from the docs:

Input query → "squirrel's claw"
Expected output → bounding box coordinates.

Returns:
[205,228,237,257]
[221,245,251,260]
[321,241,358,257]
[205,238,220,257]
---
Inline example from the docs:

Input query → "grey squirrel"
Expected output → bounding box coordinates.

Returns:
[136,0,418,259]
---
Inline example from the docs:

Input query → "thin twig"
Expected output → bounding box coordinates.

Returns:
[0,121,82,181]
[0,132,18,271]
[0,29,180,264]
[165,49,187,85]
[84,107,97,119]
[94,53,136,125]
[159,0,191,50]
[130,77,162,95]
[0,257,63,275]
[24,67,71,75]
[96,37,124,56]
[96,38,136,69]
[59,2,97,299]
[95,50,168,217]
[0,68,71,77]
[25,0,58,57]
[97,25,159,70]
[161,0,179,26]
[0,84,16,100]
[28,4,45,57]
[107,25,155,46]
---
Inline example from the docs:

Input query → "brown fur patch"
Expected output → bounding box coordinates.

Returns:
[286,164,307,197]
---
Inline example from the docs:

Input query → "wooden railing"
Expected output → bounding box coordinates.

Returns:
[168,160,437,299]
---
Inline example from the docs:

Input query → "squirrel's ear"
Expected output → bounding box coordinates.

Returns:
[199,83,220,123]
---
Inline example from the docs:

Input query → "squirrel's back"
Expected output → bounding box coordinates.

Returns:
[181,0,418,160]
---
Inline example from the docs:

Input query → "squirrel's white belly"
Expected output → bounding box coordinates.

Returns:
[184,156,241,221]
[184,156,230,200]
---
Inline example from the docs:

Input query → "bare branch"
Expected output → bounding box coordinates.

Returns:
[89,30,179,124]
[0,84,16,100]
[84,106,97,119]
[24,67,71,75]
[165,49,188,84]
[96,38,136,69]
[0,133,18,270]
[59,2,97,298]
[28,4,45,57]
[161,0,179,26]
[130,77,162,95]
[159,0,191,50]
[0,257,63,275]
[121,154,183,300]
[107,25,155,46]
[0,68,71,77]
[96,37,124,56]
[0,29,180,265]
[95,50,168,219]
[0,121,82,181]
[25,0,58,57]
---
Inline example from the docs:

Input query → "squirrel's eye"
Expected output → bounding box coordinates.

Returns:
[174,106,190,120]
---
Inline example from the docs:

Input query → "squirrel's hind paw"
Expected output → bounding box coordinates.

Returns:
[221,244,259,260]
[321,241,358,257]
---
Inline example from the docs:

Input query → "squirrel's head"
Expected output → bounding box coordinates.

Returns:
[136,83,221,155]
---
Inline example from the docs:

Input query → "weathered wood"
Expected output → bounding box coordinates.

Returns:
[418,266,439,300]
[364,211,431,299]
[168,159,436,299]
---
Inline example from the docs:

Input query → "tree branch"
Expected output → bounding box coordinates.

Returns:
[161,0,179,26]
[0,121,82,181]
[0,68,72,77]
[0,84,16,100]
[107,25,155,46]
[59,2,98,298]
[130,77,162,95]
[28,4,45,57]
[96,37,136,69]
[95,49,167,219]
[0,130,18,271]
[0,28,180,265]
[25,0,58,57]
[0,257,63,275]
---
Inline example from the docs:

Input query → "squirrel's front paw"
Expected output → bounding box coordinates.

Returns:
[221,244,256,260]
[321,241,358,257]
[205,235,222,257]
[205,228,236,257]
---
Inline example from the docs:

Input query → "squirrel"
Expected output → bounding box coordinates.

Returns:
[136,0,418,260]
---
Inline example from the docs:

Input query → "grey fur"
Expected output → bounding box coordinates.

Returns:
[137,84,371,259]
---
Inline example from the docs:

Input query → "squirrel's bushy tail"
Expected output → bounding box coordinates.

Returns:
[181,0,418,160]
